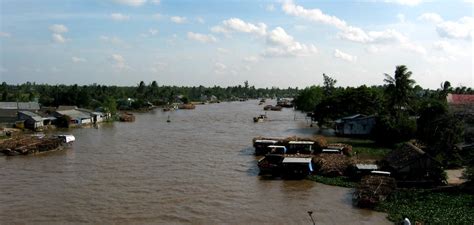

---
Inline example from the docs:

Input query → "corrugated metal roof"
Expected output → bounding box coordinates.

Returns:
[255,140,278,143]
[289,141,314,144]
[0,102,40,110]
[282,157,312,163]
[56,109,91,119]
[18,111,43,121]
[355,164,378,170]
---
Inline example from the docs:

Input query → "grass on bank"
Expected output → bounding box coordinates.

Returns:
[376,189,474,225]
[327,137,391,159]
[307,175,357,188]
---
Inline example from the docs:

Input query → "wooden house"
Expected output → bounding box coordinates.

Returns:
[380,143,443,185]
[334,114,376,137]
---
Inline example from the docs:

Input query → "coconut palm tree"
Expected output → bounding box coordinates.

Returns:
[384,65,415,112]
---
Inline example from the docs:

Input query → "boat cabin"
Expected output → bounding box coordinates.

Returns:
[281,157,314,179]
[370,170,391,177]
[348,164,379,179]
[254,139,279,155]
[58,134,75,144]
[258,154,284,175]
[268,145,287,154]
[287,141,314,154]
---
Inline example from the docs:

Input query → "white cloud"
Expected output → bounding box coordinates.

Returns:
[334,49,357,62]
[113,0,146,7]
[212,18,267,36]
[282,0,425,54]
[151,0,160,4]
[109,54,130,70]
[386,0,423,6]
[187,32,217,43]
[52,33,66,43]
[436,17,474,39]
[217,48,229,54]
[418,13,443,23]
[111,13,130,21]
[197,17,205,24]
[266,4,275,12]
[100,35,123,44]
[243,56,261,63]
[50,67,61,72]
[214,62,227,74]
[72,57,86,63]
[149,28,158,36]
[49,24,68,33]
[0,66,7,73]
[397,13,406,23]
[293,25,308,31]
[418,13,474,40]
[170,16,187,24]
[0,32,11,38]
[152,13,163,20]
[264,27,317,57]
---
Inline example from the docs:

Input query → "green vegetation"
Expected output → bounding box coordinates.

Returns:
[376,189,474,225]
[307,175,357,188]
[327,138,391,159]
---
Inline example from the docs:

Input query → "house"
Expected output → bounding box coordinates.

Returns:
[380,143,443,185]
[77,108,108,124]
[17,111,44,130]
[0,102,40,124]
[53,109,92,127]
[334,114,376,136]
[447,93,474,115]
[447,93,474,142]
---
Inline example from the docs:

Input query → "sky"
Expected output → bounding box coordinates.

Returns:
[0,0,473,89]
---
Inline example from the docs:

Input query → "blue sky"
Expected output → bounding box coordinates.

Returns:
[0,0,473,89]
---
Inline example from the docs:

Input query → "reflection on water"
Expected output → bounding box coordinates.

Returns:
[0,100,390,224]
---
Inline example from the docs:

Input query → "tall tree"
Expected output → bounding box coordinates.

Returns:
[384,65,415,112]
[322,73,336,96]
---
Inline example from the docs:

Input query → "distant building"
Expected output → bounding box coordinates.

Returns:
[447,93,474,115]
[57,105,78,111]
[380,143,442,185]
[447,93,474,142]
[334,114,376,137]
[0,102,40,124]
[17,111,44,130]
[53,109,92,127]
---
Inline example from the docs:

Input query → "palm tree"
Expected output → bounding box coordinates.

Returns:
[384,65,415,111]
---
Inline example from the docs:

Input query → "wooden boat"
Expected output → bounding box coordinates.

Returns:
[270,105,282,111]
[253,114,267,123]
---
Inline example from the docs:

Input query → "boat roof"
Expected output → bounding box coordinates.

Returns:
[355,164,378,170]
[288,141,314,144]
[327,145,344,150]
[268,145,286,148]
[282,157,312,163]
[371,171,391,175]
[58,134,75,143]
[322,149,341,152]
[255,139,279,144]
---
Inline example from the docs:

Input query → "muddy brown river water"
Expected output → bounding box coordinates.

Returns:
[0,100,390,224]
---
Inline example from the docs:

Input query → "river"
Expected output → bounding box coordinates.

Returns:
[0,100,390,224]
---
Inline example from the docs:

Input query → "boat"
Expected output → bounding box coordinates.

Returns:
[253,114,267,123]
[281,157,313,179]
[1,134,75,156]
[270,105,282,111]
[253,139,279,155]
[258,154,284,175]
[263,105,272,110]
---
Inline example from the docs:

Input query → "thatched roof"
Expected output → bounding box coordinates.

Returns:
[383,142,428,170]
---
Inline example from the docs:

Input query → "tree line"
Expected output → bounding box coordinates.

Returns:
[0,81,298,113]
